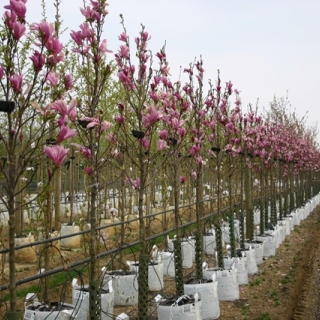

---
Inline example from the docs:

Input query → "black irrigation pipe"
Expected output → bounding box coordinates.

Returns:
[0,205,222,291]
[0,195,264,291]
[0,195,236,255]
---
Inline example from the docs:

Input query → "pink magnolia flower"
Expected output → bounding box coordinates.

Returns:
[141,31,150,41]
[30,21,54,45]
[80,5,100,22]
[71,143,92,159]
[118,45,129,59]
[140,137,150,149]
[142,105,161,127]
[157,139,167,151]
[0,65,4,79]
[156,50,166,61]
[67,100,77,121]
[101,120,112,131]
[128,178,140,189]
[80,147,92,159]
[99,39,112,54]
[85,167,93,176]
[13,21,25,40]
[32,101,51,117]
[79,22,95,41]
[30,51,45,72]
[57,125,76,143]
[227,81,233,95]
[159,129,168,140]
[138,64,147,80]
[9,73,22,93]
[45,71,59,86]
[57,115,69,127]
[177,127,187,137]
[70,30,83,46]
[118,70,136,90]
[118,32,128,42]
[160,65,170,76]
[51,99,77,124]
[46,37,63,54]
[114,115,125,124]
[106,132,117,144]
[4,10,16,30]
[51,99,71,116]
[235,98,241,106]
[4,0,26,19]
[196,156,203,164]
[180,176,186,184]
[171,118,184,130]
[189,144,200,157]
[64,74,73,90]
[44,145,69,166]
[48,52,65,65]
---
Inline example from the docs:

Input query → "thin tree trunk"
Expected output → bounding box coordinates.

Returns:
[245,164,253,240]
[54,166,61,231]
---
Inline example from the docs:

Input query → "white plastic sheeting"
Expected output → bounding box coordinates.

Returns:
[184,275,220,320]
[72,278,114,320]
[160,251,175,277]
[157,293,202,320]
[102,269,138,306]
[203,265,239,301]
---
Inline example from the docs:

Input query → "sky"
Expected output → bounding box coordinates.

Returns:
[5,0,320,139]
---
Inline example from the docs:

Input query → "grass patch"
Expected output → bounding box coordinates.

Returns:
[257,312,272,320]
[293,226,301,234]
[270,289,280,306]
[249,278,262,286]
[3,266,87,302]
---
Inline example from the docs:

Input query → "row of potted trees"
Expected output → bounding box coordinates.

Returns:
[1,0,320,319]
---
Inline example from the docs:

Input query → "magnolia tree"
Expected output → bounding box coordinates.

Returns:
[67,1,117,318]
[152,54,190,295]
[208,77,244,261]
[240,96,320,239]
[183,63,243,271]
[0,0,76,315]
[213,82,244,259]
[182,59,209,277]
[113,21,180,318]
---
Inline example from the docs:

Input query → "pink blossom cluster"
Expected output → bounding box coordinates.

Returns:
[3,0,320,187]
[70,0,111,62]
[4,0,26,40]
[44,99,77,166]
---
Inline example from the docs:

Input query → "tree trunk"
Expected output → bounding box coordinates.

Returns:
[137,158,149,320]
[245,164,253,240]
[54,166,61,231]
[195,163,204,279]
[173,161,184,295]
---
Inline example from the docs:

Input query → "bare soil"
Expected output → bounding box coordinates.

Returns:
[218,206,320,320]
[1,206,320,319]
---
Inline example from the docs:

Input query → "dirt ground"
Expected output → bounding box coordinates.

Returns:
[1,205,320,319]
[218,205,320,320]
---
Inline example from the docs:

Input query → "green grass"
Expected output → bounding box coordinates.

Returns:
[293,226,301,234]
[257,312,272,320]
[249,278,262,286]
[270,289,280,306]
[3,267,87,302]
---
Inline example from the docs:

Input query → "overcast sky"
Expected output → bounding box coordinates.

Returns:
[11,0,320,138]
